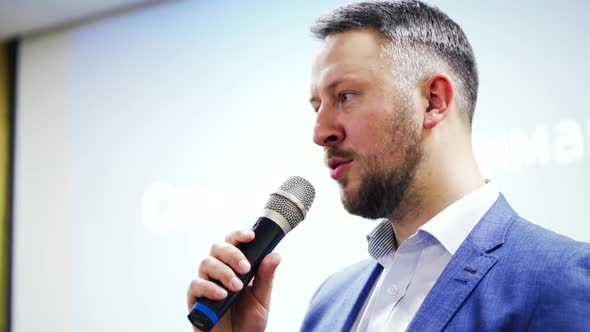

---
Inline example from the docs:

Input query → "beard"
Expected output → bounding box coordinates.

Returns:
[337,107,423,220]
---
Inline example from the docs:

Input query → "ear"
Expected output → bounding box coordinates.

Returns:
[422,74,454,130]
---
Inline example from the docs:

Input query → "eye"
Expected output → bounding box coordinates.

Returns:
[339,92,354,103]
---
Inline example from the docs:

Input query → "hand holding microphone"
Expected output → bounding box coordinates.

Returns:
[187,176,315,331]
[186,229,280,332]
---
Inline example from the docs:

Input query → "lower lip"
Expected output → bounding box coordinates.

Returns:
[330,162,351,180]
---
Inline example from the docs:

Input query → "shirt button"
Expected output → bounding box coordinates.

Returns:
[387,284,399,296]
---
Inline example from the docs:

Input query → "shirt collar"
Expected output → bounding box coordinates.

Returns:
[367,218,396,261]
[420,180,499,254]
[367,181,499,260]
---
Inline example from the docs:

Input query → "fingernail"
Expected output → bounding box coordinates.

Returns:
[242,230,252,237]
[216,288,227,298]
[230,277,243,290]
[239,259,251,272]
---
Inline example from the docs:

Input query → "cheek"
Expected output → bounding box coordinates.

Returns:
[348,113,384,147]
[368,120,406,164]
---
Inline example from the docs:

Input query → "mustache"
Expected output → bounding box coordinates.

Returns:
[324,148,356,163]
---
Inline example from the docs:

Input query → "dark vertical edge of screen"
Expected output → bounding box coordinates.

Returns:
[6,38,19,332]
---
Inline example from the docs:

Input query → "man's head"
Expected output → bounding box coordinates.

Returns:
[312,0,478,124]
[309,0,479,220]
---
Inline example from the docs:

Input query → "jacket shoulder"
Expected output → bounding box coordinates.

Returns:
[504,216,590,260]
[503,217,590,329]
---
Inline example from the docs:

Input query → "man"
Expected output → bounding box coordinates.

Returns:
[187,1,590,331]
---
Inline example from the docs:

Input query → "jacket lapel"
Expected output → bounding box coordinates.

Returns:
[408,194,517,331]
[336,261,383,331]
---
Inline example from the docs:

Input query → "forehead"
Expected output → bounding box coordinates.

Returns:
[311,29,390,88]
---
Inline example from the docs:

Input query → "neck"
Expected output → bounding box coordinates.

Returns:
[388,143,485,245]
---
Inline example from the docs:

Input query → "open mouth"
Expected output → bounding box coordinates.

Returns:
[328,158,352,180]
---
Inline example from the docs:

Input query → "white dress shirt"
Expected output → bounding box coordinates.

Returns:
[351,181,499,331]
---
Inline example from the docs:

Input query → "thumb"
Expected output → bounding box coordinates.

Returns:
[251,252,282,310]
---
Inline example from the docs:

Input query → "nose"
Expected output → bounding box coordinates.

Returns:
[313,105,344,147]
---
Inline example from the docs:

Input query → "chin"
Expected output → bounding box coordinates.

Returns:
[340,184,359,207]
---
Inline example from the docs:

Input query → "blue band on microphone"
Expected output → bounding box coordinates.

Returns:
[192,302,219,324]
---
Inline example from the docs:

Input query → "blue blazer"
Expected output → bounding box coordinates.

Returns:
[301,195,590,331]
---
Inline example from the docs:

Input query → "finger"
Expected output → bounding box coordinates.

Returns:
[208,241,252,275]
[198,256,244,292]
[187,278,228,310]
[224,229,255,246]
[251,252,282,310]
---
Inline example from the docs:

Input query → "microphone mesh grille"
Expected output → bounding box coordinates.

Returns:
[264,176,315,230]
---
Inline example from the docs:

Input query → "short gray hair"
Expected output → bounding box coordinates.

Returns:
[311,0,478,125]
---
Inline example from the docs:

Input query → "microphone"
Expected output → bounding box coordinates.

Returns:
[188,176,316,331]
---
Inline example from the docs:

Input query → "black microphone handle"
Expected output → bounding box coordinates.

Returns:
[188,216,286,331]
